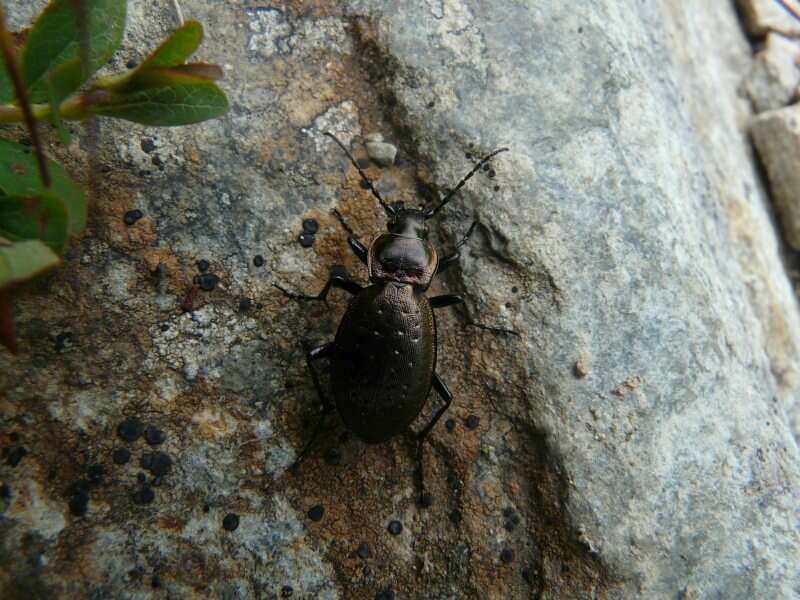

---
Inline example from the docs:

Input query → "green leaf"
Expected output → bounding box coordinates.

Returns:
[89,69,229,126]
[0,193,69,253]
[139,20,203,71]
[0,238,60,291]
[22,0,126,104]
[0,53,11,104]
[0,138,86,236]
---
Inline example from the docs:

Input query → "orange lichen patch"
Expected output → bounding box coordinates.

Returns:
[139,247,183,286]
[156,515,187,531]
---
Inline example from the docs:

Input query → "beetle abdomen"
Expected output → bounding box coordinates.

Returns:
[332,282,436,443]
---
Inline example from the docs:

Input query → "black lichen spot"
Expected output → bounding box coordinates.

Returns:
[465,414,480,430]
[427,100,435,108]
[488,168,496,178]
[6,446,27,467]
[281,585,294,597]
[137,472,147,483]
[68,491,89,516]
[330,264,349,279]
[465,152,472,160]
[197,259,210,273]
[117,416,143,442]
[222,512,240,531]
[0,483,10,499]
[449,509,462,525]
[357,542,371,560]
[500,548,515,563]
[54,332,73,351]
[133,485,155,505]
[307,504,324,522]
[151,155,164,169]
[253,255,264,267]
[298,233,315,248]
[445,418,456,432]
[324,447,342,466]
[123,209,144,226]
[511,286,518,294]
[302,218,319,234]
[196,273,219,291]
[202,503,210,513]
[387,520,403,535]
[239,298,253,312]
[140,138,156,153]
[112,447,131,465]
[151,575,161,589]
[144,425,166,446]
[419,492,433,508]
[142,451,172,476]
[87,464,104,486]
[376,589,395,600]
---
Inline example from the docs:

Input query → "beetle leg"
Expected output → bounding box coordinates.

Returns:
[430,294,464,309]
[415,372,453,504]
[274,272,363,302]
[291,342,336,472]
[436,221,477,275]
[333,208,369,265]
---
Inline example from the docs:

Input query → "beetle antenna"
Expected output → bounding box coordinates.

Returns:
[424,147,509,219]
[324,131,396,217]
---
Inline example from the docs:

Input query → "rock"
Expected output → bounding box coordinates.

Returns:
[1,1,799,599]
[365,140,398,166]
[736,0,800,37]
[745,33,800,112]
[751,104,800,248]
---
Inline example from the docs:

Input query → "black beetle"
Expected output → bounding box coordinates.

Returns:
[276,132,509,501]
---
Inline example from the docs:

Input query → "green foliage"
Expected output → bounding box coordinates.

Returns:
[0,1,229,352]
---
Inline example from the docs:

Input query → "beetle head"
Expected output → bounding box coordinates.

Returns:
[370,204,438,289]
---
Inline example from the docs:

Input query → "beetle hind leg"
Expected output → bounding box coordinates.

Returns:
[290,342,336,473]
[414,372,453,506]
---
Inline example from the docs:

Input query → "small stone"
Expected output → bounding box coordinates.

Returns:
[574,355,590,378]
[324,447,342,466]
[140,138,156,153]
[133,486,155,505]
[123,209,144,226]
[144,425,166,446]
[281,585,294,597]
[196,273,219,291]
[87,464,104,486]
[745,33,800,112]
[500,548,515,563]
[445,418,456,432]
[387,520,403,535]
[465,414,480,429]
[68,491,89,516]
[253,254,264,267]
[222,513,240,531]
[117,416,143,442]
[298,233,315,248]
[365,141,398,167]
[302,218,319,234]
[6,446,27,467]
[197,259,210,272]
[736,0,800,37]
[113,447,131,464]
[307,504,324,521]
[357,542,371,559]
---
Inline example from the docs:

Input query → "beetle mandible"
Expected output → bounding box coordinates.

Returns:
[276,132,509,503]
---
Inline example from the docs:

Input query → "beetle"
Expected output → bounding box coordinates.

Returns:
[276,132,509,502]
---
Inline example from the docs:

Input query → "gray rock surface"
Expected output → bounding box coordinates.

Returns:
[745,33,800,112]
[752,104,800,250]
[2,1,800,599]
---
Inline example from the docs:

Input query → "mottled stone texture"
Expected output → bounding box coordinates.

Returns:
[2,1,799,599]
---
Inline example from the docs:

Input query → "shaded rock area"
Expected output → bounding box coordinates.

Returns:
[2,1,800,599]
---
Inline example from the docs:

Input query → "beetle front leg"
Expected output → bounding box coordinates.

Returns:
[333,208,368,265]
[415,372,453,506]
[290,342,336,472]
[431,293,518,336]
[274,271,363,302]
[436,221,477,275]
